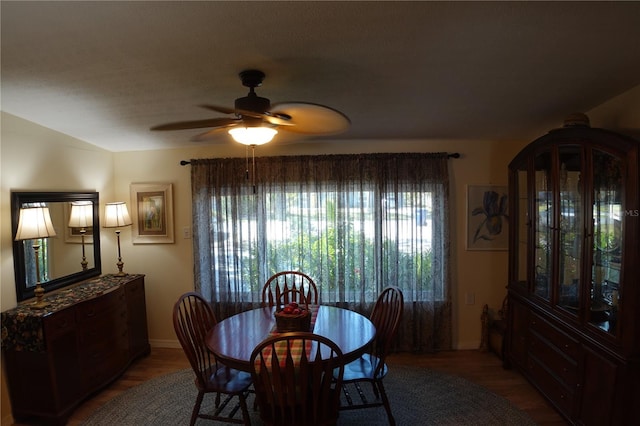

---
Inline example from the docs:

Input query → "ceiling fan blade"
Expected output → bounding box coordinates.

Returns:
[263,111,294,126]
[151,117,239,131]
[200,104,265,119]
[198,104,237,115]
[269,102,350,135]
[190,124,238,142]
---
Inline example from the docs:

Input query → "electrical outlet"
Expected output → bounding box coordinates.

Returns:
[465,292,475,305]
[183,226,192,239]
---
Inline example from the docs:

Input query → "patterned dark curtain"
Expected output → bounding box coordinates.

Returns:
[191,153,452,352]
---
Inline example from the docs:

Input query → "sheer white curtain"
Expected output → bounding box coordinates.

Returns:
[191,153,452,352]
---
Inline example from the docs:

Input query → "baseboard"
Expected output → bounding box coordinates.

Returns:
[149,339,181,349]
[455,340,482,350]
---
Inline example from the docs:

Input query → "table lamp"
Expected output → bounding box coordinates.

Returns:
[104,201,132,276]
[14,206,57,309]
[68,201,94,270]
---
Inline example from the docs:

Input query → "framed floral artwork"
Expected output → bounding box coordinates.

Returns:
[130,183,174,244]
[466,185,508,251]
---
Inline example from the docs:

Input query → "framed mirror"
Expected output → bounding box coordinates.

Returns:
[11,191,102,302]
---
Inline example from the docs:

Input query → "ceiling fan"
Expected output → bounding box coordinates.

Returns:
[150,69,350,145]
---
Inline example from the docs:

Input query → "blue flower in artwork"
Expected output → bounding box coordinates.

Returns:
[472,190,508,242]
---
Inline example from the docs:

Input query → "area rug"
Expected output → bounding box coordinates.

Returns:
[81,365,536,425]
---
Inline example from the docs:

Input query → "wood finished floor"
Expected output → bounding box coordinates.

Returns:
[51,348,568,425]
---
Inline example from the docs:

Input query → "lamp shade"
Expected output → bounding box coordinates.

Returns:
[68,201,94,228]
[15,206,57,241]
[104,202,132,228]
[228,127,277,145]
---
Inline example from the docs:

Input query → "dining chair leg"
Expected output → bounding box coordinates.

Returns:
[190,391,205,426]
[377,380,395,426]
[238,393,252,426]
[252,387,258,411]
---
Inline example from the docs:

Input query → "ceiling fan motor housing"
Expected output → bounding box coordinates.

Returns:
[235,94,270,114]
[236,69,271,121]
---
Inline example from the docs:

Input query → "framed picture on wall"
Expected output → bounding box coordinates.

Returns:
[130,183,174,244]
[466,185,508,251]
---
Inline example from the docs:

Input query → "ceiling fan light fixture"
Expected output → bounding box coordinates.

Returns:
[228,127,277,146]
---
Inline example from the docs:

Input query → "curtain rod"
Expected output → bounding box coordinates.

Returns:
[180,152,460,166]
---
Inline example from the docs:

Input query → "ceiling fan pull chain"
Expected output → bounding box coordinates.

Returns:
[245,145,250,181]
[252,145,256,194]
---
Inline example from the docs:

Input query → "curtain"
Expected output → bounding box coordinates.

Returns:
[191,152,452,352]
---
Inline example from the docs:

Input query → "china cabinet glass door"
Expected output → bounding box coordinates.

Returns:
[534,151,553,300]
[589,149,623,335]
[557,147,583,315]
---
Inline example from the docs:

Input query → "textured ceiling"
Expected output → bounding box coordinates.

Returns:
[2,1,640,152]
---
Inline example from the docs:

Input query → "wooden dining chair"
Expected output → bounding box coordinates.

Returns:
[250,332,345,426]
[338,286,404,426]
[173,292,253,425]
[262,271,319,307]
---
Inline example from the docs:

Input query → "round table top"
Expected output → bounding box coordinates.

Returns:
[206,305,376,371]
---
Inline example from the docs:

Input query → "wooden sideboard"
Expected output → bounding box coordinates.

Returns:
[1,274,150,425]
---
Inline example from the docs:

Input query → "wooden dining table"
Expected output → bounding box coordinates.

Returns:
[205,305,376,372]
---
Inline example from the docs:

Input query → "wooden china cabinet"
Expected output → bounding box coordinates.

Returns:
[506,114,639,425]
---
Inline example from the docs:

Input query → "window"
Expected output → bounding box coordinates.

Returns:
[210,188,440,301]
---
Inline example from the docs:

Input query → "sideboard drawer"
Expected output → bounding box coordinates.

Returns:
[77,308,127,349]
[43,307,76,340]
[125,277,145,298]
[80,336,129,393]
[76,286,126,320]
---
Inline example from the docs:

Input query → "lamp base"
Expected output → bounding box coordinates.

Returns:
[30,300,51,310]
[115,259,127,276]
[29,283,50,310]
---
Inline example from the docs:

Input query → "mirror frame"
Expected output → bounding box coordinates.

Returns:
[11,191,102,302]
